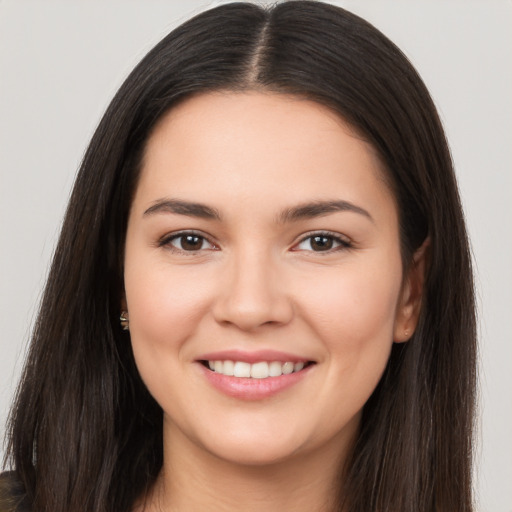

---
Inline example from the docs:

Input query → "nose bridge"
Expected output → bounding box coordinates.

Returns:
[213,243,293,330]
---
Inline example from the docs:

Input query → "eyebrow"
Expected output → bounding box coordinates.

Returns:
[278,200,373,224]
[144,198,221,220]
[143,198,373,223]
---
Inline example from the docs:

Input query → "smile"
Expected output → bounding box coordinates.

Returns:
[206,360,308,379]
[198,354,315,400]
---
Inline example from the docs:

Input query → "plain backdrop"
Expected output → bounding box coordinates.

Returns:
[1,1,511,510]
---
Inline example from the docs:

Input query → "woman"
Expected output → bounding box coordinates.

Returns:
[1,1,476,511]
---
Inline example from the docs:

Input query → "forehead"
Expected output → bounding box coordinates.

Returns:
[134,91,395,221]
[145,91,377,166]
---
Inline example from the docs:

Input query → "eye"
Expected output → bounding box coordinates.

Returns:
[293,232,351,252]
[160,232,217,253]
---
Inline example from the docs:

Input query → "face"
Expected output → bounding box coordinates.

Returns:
[123,91,422,467]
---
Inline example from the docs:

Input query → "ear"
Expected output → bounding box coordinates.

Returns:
[393,238,430,343]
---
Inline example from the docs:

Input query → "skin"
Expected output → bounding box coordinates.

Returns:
[124,91,426,511]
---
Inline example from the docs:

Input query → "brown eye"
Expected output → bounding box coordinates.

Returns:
[180,235,204,251]
[294,233,351,253]
[164,232,215,252]
[310,235,334,251]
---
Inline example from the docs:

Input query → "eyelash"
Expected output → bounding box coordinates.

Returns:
[158,230,352,255]
[293,231,352,253]
[158,230,217,254]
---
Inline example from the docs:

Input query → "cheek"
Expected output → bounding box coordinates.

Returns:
[127,272,194,336]
[123,261,219,424]
[123,248,215,367]
[292,259,402,429]
[295,254,402,390]
[300,258,401,335]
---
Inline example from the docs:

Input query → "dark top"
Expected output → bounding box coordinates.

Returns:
[0,472,30,512]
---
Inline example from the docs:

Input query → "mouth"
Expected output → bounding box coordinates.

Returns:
[200,359,315,379]
[196,350,316,399]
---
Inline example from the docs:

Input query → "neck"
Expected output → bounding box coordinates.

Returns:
[139,418,356,512]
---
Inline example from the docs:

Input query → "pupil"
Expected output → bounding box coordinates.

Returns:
[312,236,333,251]
[182,235,201,250]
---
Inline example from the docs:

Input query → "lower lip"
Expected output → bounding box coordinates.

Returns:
[198,363,314,400]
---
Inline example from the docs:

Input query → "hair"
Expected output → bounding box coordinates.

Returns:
[2,2,476,511]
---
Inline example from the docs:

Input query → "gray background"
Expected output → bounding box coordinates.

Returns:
[1,1,511,510]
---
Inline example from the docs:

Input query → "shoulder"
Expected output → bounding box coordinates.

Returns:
[0,472,30,512]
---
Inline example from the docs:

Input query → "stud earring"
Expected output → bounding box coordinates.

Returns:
[120,311,129,331]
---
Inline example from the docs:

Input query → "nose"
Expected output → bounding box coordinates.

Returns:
[212,249,294,331]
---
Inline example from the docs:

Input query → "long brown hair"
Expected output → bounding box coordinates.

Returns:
[2,2,476,511]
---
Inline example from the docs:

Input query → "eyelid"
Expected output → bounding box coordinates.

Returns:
[291,230,352,252]
[156,229,351,254]
[158,230,219,253]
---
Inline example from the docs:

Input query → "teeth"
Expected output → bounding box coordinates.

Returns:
[282,362,294,375]
[269,361,283,377]
[223,360,234,376]
[207,360,308,378]
[251,362,269,379]
[233,361,251,378]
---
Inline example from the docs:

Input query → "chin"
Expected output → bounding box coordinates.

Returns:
[205,436,305,467]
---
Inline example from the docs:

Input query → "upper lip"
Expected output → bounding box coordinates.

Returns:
[197,349,312,364]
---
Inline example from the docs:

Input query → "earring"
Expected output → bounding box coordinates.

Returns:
[120,311,129,331]
[404,329,410,337]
